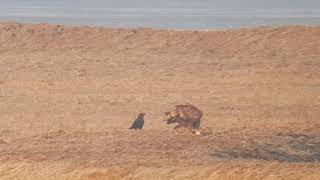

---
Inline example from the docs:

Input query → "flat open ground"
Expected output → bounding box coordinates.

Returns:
[0,23,319,179]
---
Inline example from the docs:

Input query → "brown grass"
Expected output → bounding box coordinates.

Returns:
[0,22,319,179]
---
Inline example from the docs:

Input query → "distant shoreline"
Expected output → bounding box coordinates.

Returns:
[1,21,319,32]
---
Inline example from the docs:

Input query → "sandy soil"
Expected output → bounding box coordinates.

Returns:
[0,22,319,179]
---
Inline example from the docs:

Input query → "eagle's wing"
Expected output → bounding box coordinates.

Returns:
[174,105,192,125]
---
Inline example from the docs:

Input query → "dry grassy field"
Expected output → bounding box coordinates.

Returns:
[0,22,319,179]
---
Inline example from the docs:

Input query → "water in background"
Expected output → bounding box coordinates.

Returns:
[0,0,320,29]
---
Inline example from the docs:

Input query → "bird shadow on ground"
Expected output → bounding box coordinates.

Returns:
[210,133,320,162]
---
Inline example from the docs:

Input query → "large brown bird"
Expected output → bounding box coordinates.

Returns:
[164,104,202,134]
[129,113,145,130]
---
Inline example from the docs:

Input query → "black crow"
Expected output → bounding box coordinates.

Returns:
[129,113,145,130]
